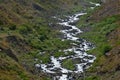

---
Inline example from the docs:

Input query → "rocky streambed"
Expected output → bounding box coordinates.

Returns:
[35,2,100,80]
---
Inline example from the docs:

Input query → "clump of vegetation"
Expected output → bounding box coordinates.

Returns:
[85,76,100,80]
[62,59,75,70]
[9,24,16,30]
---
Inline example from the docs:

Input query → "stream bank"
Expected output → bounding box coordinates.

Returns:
[35,2,101,80]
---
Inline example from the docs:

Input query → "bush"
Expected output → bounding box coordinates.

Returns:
[85,76,100,80]
[62,59,75,70]
[18,24,32,35]
[101,44,112,54]
[9,24,16,30]
[18,71,29,80]
[0,20,3,25]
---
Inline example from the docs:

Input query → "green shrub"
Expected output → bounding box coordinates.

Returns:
[85,76,100,80]
[62,59,75,70]
[54,52,65,57]
[9,24,16,30]
[101,44,112,54]
[17,71,29,80]
[38,53,50,64]
[18,24,32,35]
[0,20,3,25]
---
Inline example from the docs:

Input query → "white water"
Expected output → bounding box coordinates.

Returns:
[90,2,101,10]
[35,2,101,80]
[34,12,96,80]
[59,75,68,80]
[90,2,100,7]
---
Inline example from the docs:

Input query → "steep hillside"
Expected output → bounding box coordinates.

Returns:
[0,0,82,25]
[0,0,120,80]
[94,2,120,79]
[77,0,120,80]
[0,0,86,80]
[91,0,120,21]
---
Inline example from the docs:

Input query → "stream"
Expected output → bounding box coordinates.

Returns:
[35,2,100,80]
